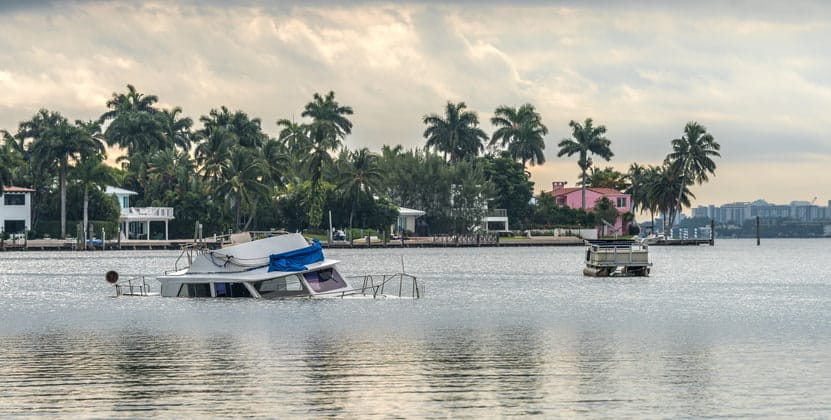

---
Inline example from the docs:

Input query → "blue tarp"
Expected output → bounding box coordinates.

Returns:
[268,239,324,272]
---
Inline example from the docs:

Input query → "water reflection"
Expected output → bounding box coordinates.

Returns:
[2,240,831,417]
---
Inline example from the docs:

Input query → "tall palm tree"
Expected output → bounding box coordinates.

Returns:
[423,101,487,163]
[556,118,614,209]
[337,148,383,241]
[100,84,164,157]
[490,103,548,170]
[100,84,159,122]
[665,121,720,231]
[28,113,105,238]
[70,153,116,249]
[301,91,354,141]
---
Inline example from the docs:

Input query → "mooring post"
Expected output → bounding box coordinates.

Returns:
[756,216,760,246]
[710,219,715,246]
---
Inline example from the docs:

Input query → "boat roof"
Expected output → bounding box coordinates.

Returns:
[188,233,312,273]
[158,258,340,282]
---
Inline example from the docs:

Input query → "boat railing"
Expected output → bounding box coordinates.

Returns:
[586,241,651,266]
[346,273,422,299]
[114,275,152,296]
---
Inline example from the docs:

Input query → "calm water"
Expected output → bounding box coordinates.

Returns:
[1,239,830,418]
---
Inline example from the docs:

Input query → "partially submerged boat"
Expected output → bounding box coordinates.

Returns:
[583,240,652,277]
[108,232,421,299]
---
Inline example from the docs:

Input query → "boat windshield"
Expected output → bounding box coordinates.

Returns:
[304,268,348,293]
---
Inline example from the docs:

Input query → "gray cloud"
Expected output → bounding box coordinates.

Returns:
[1,1,830,205]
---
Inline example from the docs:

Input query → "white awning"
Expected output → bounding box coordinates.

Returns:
[398,207,425,217]
[105,186,138,195]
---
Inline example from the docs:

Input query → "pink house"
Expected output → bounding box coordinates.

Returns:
[548,181,632,235]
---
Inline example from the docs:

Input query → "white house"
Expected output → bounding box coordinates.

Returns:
[395,206,425,235]
[106,186,174,240]
[1,186,35,235]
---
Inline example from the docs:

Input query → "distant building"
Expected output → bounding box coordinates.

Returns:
[449,184,510,232]
[1,186,35,235]
[546,181,632,234]
[694,198,831,224]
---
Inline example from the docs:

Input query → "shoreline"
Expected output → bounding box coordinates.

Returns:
[1,235,585,251]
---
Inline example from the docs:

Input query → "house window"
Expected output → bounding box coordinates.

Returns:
[616,197,627,208]
[4,220,25,233]
[121,196,129,208]
[4,194,25,206]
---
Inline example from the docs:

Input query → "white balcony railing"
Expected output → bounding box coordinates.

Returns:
[121,207,174,219]
[487,209,507,218]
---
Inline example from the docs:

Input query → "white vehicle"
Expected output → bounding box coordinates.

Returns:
[108,232,421,299]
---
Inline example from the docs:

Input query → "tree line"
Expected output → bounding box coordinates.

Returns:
[0,85,720,239]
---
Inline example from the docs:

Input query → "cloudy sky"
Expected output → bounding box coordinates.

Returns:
[2,0,830,208]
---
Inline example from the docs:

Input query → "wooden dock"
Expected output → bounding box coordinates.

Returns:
[648,238,713,246]
[1,239,198,251]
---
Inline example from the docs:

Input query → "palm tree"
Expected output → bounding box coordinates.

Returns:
[583,166,627,191]
[70,153,116,249]
[556,118,614,209]
[195,126,235,187]
[0,131,17,191]
[423,101,488,163]
[301,91,354,141]
[625,163,647,214]
[276,118,311,159]
[639,165,663,233]
[337,148,383,242]
[159,107,194,152]
[28,113,105,238]
[299,124,337,229]
[146,148,197,202]
[100,85,164,157]
[261,138,289,190]
[212,148,270,231]
[594,197,620,236]
[665,122,720,232]
[100,84,159,122]
[198,106,267,150]
[490,103,548,170]
[647,163,694,236]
